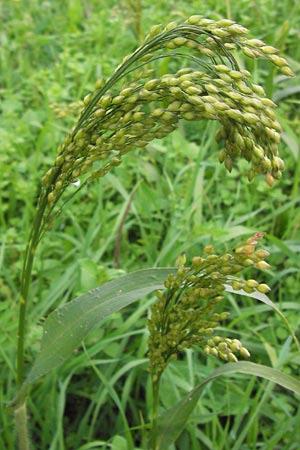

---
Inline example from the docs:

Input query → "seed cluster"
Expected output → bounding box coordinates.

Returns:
[41,16,293,215]
[148,232,270,380]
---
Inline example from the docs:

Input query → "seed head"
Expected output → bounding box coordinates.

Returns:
[38,15,292,230]
[148,233,270,377]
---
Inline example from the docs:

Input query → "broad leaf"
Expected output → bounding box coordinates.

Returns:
[24,268,176,388]
[155,361,300,450]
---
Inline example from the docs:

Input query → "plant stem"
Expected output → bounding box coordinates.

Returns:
[151,376,161,450]
[14,199,48,449]
[14,403,31,450]
[17,197,47,388]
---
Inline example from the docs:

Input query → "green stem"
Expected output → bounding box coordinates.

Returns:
[17,197,48,388]
[14,403,31,450]
[14,200,47,450]
[151,376,161,450]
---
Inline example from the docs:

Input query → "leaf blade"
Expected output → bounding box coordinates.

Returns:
[225,285,300,352]
[156,361,300,450]
[24,268,177,387]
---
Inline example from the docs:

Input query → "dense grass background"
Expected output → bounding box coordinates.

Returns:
[1,1,300,449]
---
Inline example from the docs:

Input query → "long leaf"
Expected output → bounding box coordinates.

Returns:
[24,268,176,388]
[225,285,300,352]
[156,361,300,450]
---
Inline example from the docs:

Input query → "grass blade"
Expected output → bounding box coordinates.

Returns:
[225,284,300,352]
[16,268,176,398]
[155,361,300,450]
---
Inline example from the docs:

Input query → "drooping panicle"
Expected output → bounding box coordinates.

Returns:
[42,16,293,218]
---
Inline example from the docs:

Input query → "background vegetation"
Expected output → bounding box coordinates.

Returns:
[1,0,300,449]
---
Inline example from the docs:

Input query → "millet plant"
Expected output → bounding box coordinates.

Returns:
[10,15,300,450]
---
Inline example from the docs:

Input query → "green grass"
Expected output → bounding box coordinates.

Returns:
[1,0,300,449]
